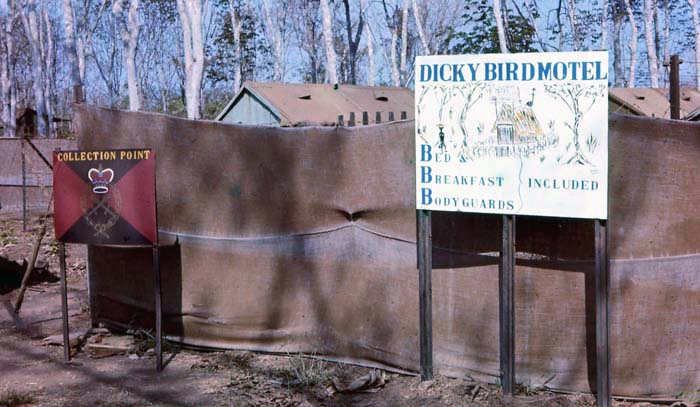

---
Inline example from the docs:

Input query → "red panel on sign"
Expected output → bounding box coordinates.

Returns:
[53,149,157,245]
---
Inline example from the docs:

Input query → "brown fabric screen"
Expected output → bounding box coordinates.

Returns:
[75,105,700,398]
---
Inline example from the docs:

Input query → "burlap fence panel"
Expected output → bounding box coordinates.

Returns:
[0,138,76,216]
[75,105,700,398]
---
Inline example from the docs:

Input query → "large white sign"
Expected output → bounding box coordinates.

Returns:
[415,51,608,219]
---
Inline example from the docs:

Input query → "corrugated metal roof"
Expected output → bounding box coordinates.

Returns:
[216,81,414,126]
[608,87,700,119]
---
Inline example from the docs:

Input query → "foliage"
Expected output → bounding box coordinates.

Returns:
[444,0,538,54]
[207,0,273,87]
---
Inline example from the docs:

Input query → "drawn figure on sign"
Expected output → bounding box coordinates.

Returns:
[437,124,446,152]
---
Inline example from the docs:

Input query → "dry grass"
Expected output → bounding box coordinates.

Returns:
[283,351,331,388]
[0,386,36,407]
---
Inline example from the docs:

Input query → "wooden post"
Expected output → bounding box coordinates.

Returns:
[72,85,84,104]
[337,115,344,127]
[21,135,26,231]
[349,112,356,127]
[59,242,70,362]
[499,214,515,396]
[362,111,369,125]
[388,111,395,121]
[417,209,433,380]
[669,54,681,120]
[153,245,163,371]
[401,111,407,120]
[595,219,611,407]
[376,112,382,124]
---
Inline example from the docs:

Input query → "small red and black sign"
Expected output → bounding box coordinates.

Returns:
[53,149,156,245]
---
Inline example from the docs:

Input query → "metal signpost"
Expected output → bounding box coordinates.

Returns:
[52,149,161,371]
[415,51,610,406]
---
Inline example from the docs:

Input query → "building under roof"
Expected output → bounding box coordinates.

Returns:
[215,81,415,127]
[608,87,700,120]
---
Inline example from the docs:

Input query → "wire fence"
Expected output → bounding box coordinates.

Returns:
[0,138,76,224]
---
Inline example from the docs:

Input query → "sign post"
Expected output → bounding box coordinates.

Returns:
[53,148,160,370]
[415,51,610,406]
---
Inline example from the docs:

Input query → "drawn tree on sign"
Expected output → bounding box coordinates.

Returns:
[456,82,486,161]
[544,83,606,166]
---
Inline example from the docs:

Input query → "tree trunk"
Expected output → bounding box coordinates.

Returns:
[601,0,607,50]
[40,8,54,137]
[364,14,374,85]
[342,0,363,85]
[412,0,429,54]
[62,0,81,90]
[624,0,637,87]
[567,0,579,50]
[320,0,338,85]
[227,0,242,93]
[613,8,623,86]
[176,0,205,119]
[644,0,659,87]
[493,0,508,53]
[556,0,564,51]
[689,0,700,90]
[0,0,14,137]
[113,0,141,111]
[663,0,670,79]
[399,0,408,81]
[20,0,48,137]
[262,0,283,82]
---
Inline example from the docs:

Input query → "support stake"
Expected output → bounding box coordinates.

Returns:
[153,245,163,372]
[499,214,515,396]
[417,209,433,380]
[59,242,70,362]
[595,219,611,407]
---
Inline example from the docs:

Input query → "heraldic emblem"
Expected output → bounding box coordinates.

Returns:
[53,149,156,245]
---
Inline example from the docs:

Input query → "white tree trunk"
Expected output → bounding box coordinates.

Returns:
[644,0,659,87]
[320,0,338,85]
[601,0,607,50]
[262,0,284,81]
[113,0,141,111]
[567,0,579,50]
[62,0,81,90]
[0,0,14,137]
[493,0,508,53]
[412,0,430,54]
[399,0,408,79]
[360,0,374,85]
[40,7,54,137]
[365,18,374,86]
[227,0,242,93]
[689,0,700,90]
[20,0,47,137]
[176,0,205,119]
[663,0,670,66]
[389,24,399,85]
[624,0,637,87]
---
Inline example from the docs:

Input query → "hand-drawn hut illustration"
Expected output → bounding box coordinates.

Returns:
[471,86,558,160]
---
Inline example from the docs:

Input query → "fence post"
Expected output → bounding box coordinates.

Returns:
[21,134,26,231]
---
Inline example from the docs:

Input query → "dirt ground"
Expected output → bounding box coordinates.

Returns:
[0,216,677,407]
